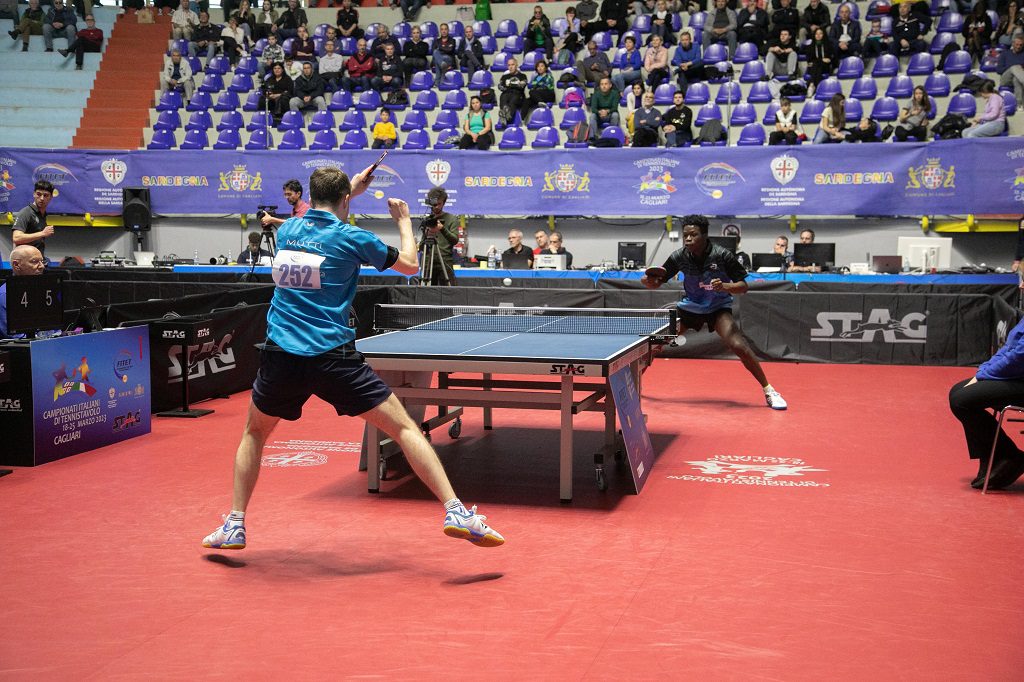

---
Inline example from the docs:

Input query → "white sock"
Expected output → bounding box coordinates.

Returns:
[444,498,466,514]
[227,510,245,523]
[763,384,775,394]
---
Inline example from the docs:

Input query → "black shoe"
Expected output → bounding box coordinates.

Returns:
[981,455,1024,490]
[760,74,770,82]
[45,47,53,52]
[58,48,69,58]
[8,29,18,40]
[21,43,28,51]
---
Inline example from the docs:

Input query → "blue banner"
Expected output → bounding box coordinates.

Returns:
[1,139,1021,217]
[29,327,151,463]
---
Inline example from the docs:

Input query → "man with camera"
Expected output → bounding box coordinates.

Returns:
[418,187,460,286]
[260,179,310,229]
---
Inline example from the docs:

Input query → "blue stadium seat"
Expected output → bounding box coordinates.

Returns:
[252,38,268,56]
[309,129,339,150]
[180,129,209,149]
[442,90,468,110]
[694,103,722,125]
[498,126,525,149]
[730,103,756,126]
[185,110,213,131]
[886,75,914,98]
[600,125,625,146]
[413,90,439,110]
[942,50,971,74]
[214,90,241,112]
[153,110,181,131]
[746,81,772,102]
[278,111,305,131]
[733,42,758,64]
[473,20,492,36]
[469,70,493,90]
[1003,91,1018,116]
[526,106,555,130]
[308,110,336,132]
[936,11,963,33]
[870,96,900,121]
[340,129,368,149]
[313,23,331,38]
[410,71,434,91]
[631,14,652,33]
[521,50,545,71]
[244,127,270,150]
[356,90,383,110]
[740,60,765,83]
[439,70,465,90]
[235,56,258,75]
[866,0,889,19]
[704,43,728,64]
[338,37,356,55]
[814,77,843,101]
[924,72,951,97]
[392,22,411,39]
[552,17,569,36]
[448,21,464,38]
[147,129,177,149]
[489,52,510,72]
[930,31,955,55]
[946,91,976,117]
[654,83,677,105]
[167,39,189,56]
[339,110,367,131]
[930,0,950,15]
[684,82,710,105]
[502,35,524,54]
[689,11,706,29]
[592,31,612,51]
[403,128,430,149]
[198,74,224,94]
[228,74,254,93]
[432,128,458,148]
[871,53,899,77]
[247,111,272,131]
[560,106,587,130]
[206,55,231,75]
[186,91,213,111]
[736,123,765,145]
[479,35,497,55]
[849,76,878,100]
[532,126,559,148]
[278,129,306,149]
[762,101,780,124]
[419,21,439,38]
[845,98,863,120]
[837,56,864,79]
[156,91,184,111]
[242,90,262,111]
[402,109,428,131]
[495,19,518,38]
[716,81,741,104]
[217,111,243,131]
[907,52,936,75]
[328,90,353,111]
[432,109,460,131]
[212,128,242,149]
[799,100,825,124]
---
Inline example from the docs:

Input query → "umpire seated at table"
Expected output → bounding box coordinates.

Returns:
[538,230,573,268]
[502,228,534,269]
[236,231,273,265]
[0,245,46,339]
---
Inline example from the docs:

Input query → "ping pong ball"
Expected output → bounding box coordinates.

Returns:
[502,277,512,286]
[373,190,384,199]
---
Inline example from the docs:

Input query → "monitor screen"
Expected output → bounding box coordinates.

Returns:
[708,236,738,253]
[751,253,786,271]
[896,236,952,270]
[5,273,65,336]
[617,242,647,268]
[793,243,836,268]
[502,250,532,270]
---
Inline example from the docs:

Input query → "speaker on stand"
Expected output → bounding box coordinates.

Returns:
[122,187,152,255]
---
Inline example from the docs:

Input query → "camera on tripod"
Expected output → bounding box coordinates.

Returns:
[419,213,440,234]
[255,205,278,225]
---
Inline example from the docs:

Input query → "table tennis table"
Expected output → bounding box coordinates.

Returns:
[356,305,674,501]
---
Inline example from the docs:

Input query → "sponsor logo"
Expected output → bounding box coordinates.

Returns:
[368,163,404,192]
[264,439,361,453]
[141,175,209,187]
[1010,165,1024,204]
[107,386,117,409]
[811,309,927,343]
[426,159,451,187]
[541,164,590,195]
[633,157,679,207]
[167,331,236,383]
[0,156,15,210]
[162,329,186,340]
[197,327,211,338]
[0,398,22,412]
[668,455,830,487]
[770,154,799,185]
[0,350,8,383]
[301,159,342,170]
[814,171,895,185]
[550,363,586,375]
[112,411,142,431]
[218,165,263,194]
[101,158,128,187]
[261,451,329,467]
[33,163,77,193]
[694,162,745,199]
[464,175,534,188]
[51,361,96,402]
[113,350,135,384]
[906,158,955,192]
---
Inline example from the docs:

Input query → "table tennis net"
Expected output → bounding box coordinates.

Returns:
[374,305,675,336]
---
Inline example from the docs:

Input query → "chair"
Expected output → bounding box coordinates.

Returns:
[871,53,899,77]
[762,100,781,124]
[186,91,213,112]
[930,0,950,14]
[689,11,706,29]
[654,83,677,105]
[277,128,306,150]
[704,43,728,64]
[469,70,494,91]
[730,102,757,126]
[936,11,963,34]
[439,70,465,90]
[242,90,263,112]
[179,128,209,149]
[980,406,1024,493]
[146,128,176,149]
[337,37,357,55]
[943,50,972,74]
[338,110,367,131]
[837,56,864,80]
[924,72,951,97]
[413,90,439,110]
[489,52,511,72]
[733,42,758,64]
[432,109,461,131]
[600,125,626,146]
[498,126,525,149]
[694,103,722,125]
[746,81,772,102]
[560,106,587,130]
[402,110,428,132]
[391,21,411,39]
[198,74,224,94]
[736,123,765,145]
[716,81,742,104]
[308,110,336,132]
[153,110,181,131]
[1004,92,1018,117]
[502,35,524,54]
[244,127,270,150]
[740,60,766,83]
[217,110,243,131]
[213,90,241,112]
[906,52,936,77]
[850,76,878,100]
[313,23,331,38]
[930,31,956,55]
[309,129,339,150]
[552,17,569,36]
[591,31,612,51]
[870,96,900,121]
[520,50,545,71]
[473,20,492,37]
[845,98,863,121]
[409,71,434,91]
[532,126,560,148]
[631,14,652,33]
[328,90,353,111]
[814,77,842,101]
[247,111,272,131]
[418,21,438,38]
[495,19,518,38]
[277,110,305,131]
[479,35,497,55]
[156,91,184,111]
[442,90,468,110]
[228,73,254,93]
[886,75,915,99]
[205,55,231,75]
[799,100,826,124]
[448,21,464,38]
[526,106,555,130]
[403,128,430,149]
[946,91,976,117]
[982,49,1003,73]
[611,47,628,69]
[684,82,710,105]
[185,110,213,131]
[866,0,891,20]
[212,127,242,149]
[434,128,459,149]
[356,90,383,110]
[235,55,258,75]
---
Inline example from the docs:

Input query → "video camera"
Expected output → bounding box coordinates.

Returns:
[255,204,278,225]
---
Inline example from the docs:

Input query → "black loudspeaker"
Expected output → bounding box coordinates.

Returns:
[122,187,152,231]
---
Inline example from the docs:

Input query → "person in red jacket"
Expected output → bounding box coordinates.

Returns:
[57,13,102,70]
[341,37,375,91]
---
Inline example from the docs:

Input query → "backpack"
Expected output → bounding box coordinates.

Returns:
[478,87,496,106]
[384,89,408,106]
[932,112,968,139]
[562,90,585,108]
[779,80,807,98]
[698,118,725,143]
[569,120,591,143]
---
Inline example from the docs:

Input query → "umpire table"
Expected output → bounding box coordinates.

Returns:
[356,305,674,501]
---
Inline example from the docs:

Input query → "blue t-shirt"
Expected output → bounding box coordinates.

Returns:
[266,208,393,356]
[662,242,748,315]
[978,316,1024,381]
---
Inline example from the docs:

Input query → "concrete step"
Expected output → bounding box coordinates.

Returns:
[0,69,96,88]
[1,107,84,127]
[0,126,74,149]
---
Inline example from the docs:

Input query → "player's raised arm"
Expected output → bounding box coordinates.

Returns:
[349,164,376,198]
[388,198,419,275]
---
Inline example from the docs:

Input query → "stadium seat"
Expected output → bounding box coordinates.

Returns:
[442,90,468,110]
[839,1,860,19]
[439,70,465,90]
[489,52,511,72]
[907,52,936,76]
[153,110,181,131]
[555,66,580,85]
[186,91,213,111]
[419,21,438,38]
[242,90,263,112]
[502,35,524,54]
[746,80,772,102]
[402,110,428,131]
[871,53,899,77]
[551,17,569,36]
[684,82,710,105]
[936,11,963,33]
[1004,92,1018,117]
[942,50,972,74]
[730,102,757,126]
[235,56,258,75]
[473,20,491,37]
[328,90,353,111]
[448,21,464,37]
[434,128,459,149]
[631,14,652,33]
[592,31,612,51]
[762,101,780,124]
[185,110,213,131]
[432,109,461,131]
[180,129,209,149]
[313,23,331,38]
[206,55,231,75]
[198,74,224,94]
[814,77,842,101]
[740,60,765,83]
[845,98,863,120]
[870,96,900,121]
[946,91,976,117]
[736,123,765,145]
[277,111,305,131]
[886,75,914,98]
[865,0,891,19]
[413,90,439,110]
[930,31,955,55]
[252,38,268,55]
[356,90,383,110]
[850,76,878,100]
[156,91,184,111]
[982,49,1003,72]
[560,106,587,130]
[338,37,356,55]
[560,87,587,108]
[733,43,758,64]
[212,128,242,149]
[169,38,189,56]
[930,0,950,15]
[837,56,864,79]
[654,83,677,105]
[410,71,435,91]
[469,70,493,91]
[147,129,177,149]
[532,126,559,148]
[278,129,306,150]
[799,100,826,124]
[695,103,722,125]
[247,111,272,131]
[217,111,243,131]
[611,47,628,69]
[521,50,545,71]
[879,16,893,35]
[924,72,951,97]
[339,110,367,131]
[309,129,339,150]
[308,110,336,132]
[600,125,625,146]
[391,22,411,39]
[716,81,742,104]
[403,128,430,149]
[498,126,525,149]
[479,35,497,55]
[214,91,241,112]
[689,11,706,29]
[244,127,270,150]
[704,43,728,64]
[228,74,254,93]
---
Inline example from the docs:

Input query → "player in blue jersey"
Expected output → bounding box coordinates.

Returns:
[203,166,504,550]
[642,214,787,410]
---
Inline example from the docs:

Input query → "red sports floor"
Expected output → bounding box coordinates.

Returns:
[2,359,1023,680]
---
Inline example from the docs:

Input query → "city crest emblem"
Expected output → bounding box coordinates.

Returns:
[426,159,451,187]
[770,154,799,185]
[101,158,127,187]
[907,158,955,190]
[219,165,263,193]
[543,164,590,193]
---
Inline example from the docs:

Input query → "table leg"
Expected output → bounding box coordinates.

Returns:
[560,375,573,502]
[604,377,616,449]
[437,372,449,422]
[367,422,381,493]
[483,372,493,430]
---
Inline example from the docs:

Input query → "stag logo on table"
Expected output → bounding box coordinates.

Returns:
[668,455,830,487]
[0,398,22,412]
[426,159,451,187]
[101,158,128,187]
[167,331,237,384]
[542,164,590,197]
[906,158,955,197]
[633,157,678,207]
[261,451,329,467]
[811,309,927,344]
[770,154,799,185]
[694,162,745,199]
[218,165,263,196]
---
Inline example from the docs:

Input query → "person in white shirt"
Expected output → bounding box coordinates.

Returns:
[220,15,247,65]
[170,0,198,40]
[768,96,802,145]
[318,39,344,86]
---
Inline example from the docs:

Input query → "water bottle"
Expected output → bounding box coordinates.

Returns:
[487,246,496,269]
[193,249,199,265]
[495,252,502,269]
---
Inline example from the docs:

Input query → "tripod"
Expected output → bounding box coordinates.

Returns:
[418,233,451,286]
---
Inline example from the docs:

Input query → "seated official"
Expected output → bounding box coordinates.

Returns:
[502,228,534,269]
[540,231,573,268]
[788,228,820,273]
[0,245,47,339]
[236,231,273,265]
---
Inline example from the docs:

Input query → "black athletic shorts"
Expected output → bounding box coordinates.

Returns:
[677,308,732,333]
[251,348,392,421]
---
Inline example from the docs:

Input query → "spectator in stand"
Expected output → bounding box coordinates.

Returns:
[543,232,573,268]
[599,0,630,38]
[371,108,398,148]
[625,79,645,134]
[498,57,528,125]
[847,115,880,142]
[633,0,657,22]
[661,89,693,146]
[612,34,643,91]
[703,0,737,56]
[813,92,847,143]
[290,61,326,112]
[522,59,555,117]
[964,3,995,64]
[8,0,44,52]
[800,0,830,43]
[588,76,621,137]
[577,0,601,41]
[291,24,316,64]
[999,36,1024,104]
[996,2,1023,48]
[862,18,892,60]
[459,95,494,149]
[341,37,374,91]
[154,0,178,18]
[402,25,429,80]
[769,95,802,144]
[578,39,612,86]
[372,42,404,93]
[190,11,220,60]
[57,13,101,70]
[891,1,927,56]
[12,180,55,259]
[259,33,285,77]
[632,90,662,146]
[262,61,293,123]
[534,230,549,254]
[893,85,931,141]
[371,24,399,61]
[737,0,768,54]
[828,3,861,58]
[770,0,800,39]
[963,80,1007,137]
[650,0,676,46]
[221,15,248,66]
[672,29,703,95]
[523,4,554,60]
[804,26,834,95]
[336,0,362,41]
[42,0,76,53]
[318,39,344,86]
[283,54,302,79]
[170,0,198,40]
[273,0,307,42]
[432,22,457,81]
[160,48,195,100]
[459,25,486,74]
[254,0,277,42]
[764,28,798,80]
[232,0,256,42]
[644,33,670,87]
[401,0,424,24]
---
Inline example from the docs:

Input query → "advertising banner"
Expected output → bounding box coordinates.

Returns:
[1,138,1021,217]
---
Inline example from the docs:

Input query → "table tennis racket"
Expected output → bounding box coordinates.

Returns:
[644,266,667,284]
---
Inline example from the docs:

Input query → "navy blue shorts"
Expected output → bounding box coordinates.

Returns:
[251,349,392,421]
[678,308,732,333]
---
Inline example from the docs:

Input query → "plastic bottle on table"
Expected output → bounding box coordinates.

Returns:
[487,245,496,269]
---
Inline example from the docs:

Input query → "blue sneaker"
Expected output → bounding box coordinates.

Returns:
[202,516,246,550]
[443,505,504,547]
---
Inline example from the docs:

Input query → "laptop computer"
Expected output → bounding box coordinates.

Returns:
[872,255,902,274]
[751,253,786,272]
[502,250,532,270]
[534,253,567,270]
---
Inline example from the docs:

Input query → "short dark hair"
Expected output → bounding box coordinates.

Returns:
[34,180,54,194]
[247,231,262,245]
[801,228,815,240]
[978,80,996,94]
[283,179,302,194]
[309,167,351,206]
[679,214,709,235]
[426,187,447,206]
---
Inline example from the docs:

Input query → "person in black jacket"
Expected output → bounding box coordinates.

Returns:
[661,89,693,146]
[262,61,293,122]
[963,2,994,63]
[891,1,927,56]
[828,3,861,57]
[289,61,326,112]
[736,0,768,53]
[804,26,834,90]
[599,0,629,37]
[800,0,831,42]
[498,57,527,124]
[273,0,306,41]
[402,25,430,80]
[372,42,404,92]
[770,0,799,38]
[458,24,486,74]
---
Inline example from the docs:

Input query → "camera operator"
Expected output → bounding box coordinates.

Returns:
[418,187,460,286]
[236,230,273,265]
[260,179,310,228]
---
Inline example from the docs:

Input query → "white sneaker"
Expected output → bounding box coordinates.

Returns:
[765,389,788,410]
[443,505,504,547]
[202,515,246,549]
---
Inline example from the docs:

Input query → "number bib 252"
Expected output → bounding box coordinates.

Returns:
[272,250,326,290]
